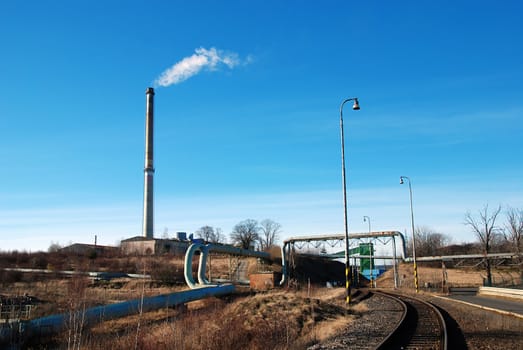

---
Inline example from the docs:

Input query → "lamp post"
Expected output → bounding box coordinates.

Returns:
[363,216,370,233]
[340,97,360,305]
[400,175,419,293]
[363,216,373,288]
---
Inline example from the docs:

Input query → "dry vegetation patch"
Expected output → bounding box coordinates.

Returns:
[376,263,521,290]
[5,250,520,349]
[62,289,355,350]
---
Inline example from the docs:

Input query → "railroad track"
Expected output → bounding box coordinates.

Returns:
[375,291,447,350]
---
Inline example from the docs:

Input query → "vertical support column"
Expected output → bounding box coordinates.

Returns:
[441,261,448,294]
[369,241,374,288]
[392,236,398,288]
[142,87,155,238]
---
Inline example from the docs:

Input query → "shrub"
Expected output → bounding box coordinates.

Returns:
[0,270,23,284]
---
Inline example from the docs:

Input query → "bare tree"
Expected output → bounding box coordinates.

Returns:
[259,219,281,250]
[48,241,62,253]
[195,225,224,243]
[196,225,214,241]
[230,219,260,249]
[464,204,502,286]
[505,207,523,279]
[414,226,450,257]
[214,228,225,244]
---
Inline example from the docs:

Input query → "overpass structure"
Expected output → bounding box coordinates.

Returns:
[280,231,407,288]
[411,252,522,265]
[279,232,522,290]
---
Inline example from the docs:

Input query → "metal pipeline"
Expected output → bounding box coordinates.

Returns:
[0,267,150,280]
[2,242,269,342]
[0,243,270,342]
[279,231,407,286]
[184,243,270,289]
[0,243,270,344]
[1,284,234,344]
[184,243,210,288]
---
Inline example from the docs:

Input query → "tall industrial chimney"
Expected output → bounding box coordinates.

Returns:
[142,87,155,238]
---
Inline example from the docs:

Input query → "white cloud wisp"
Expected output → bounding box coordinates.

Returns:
[154,47,242,87]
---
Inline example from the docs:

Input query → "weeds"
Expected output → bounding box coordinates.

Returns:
[58,289,349,350]
[66,275,89,350]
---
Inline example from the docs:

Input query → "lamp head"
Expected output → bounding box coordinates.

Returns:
[399,177,404,185]
[352,98,360,110]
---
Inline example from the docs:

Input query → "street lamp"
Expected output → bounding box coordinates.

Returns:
[400,175,419,293]
[363,216,371,233]
[363,216,373,287]
[340,97,360,305]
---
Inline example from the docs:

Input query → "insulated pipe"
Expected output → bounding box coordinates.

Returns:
[280,242,289,286]
[280,244,285,285]
[184,243,270,289]
[198,245,211,285]
[206,244,271,258]
[184,243,204,288]
[6,284,235,343]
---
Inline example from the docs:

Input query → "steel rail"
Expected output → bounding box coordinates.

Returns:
[374,291,447,350]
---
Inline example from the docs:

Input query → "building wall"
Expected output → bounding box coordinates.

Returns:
[60,244,116,256]
[121,238,189,255]
[154,239,189,255]
[121,240,157,255]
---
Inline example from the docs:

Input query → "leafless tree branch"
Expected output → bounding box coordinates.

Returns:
[464,204,502,286]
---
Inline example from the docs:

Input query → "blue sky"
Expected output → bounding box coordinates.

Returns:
[1,1,522,252]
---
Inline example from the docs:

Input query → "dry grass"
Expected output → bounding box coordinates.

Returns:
[90,308,178,335]
[350,301,369,313]
[309,316,351,342]
[3,251,521,349]
[377,263,522,290]
[59,290,355,350]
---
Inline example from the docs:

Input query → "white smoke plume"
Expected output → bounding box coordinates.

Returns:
[154,47,243,87]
